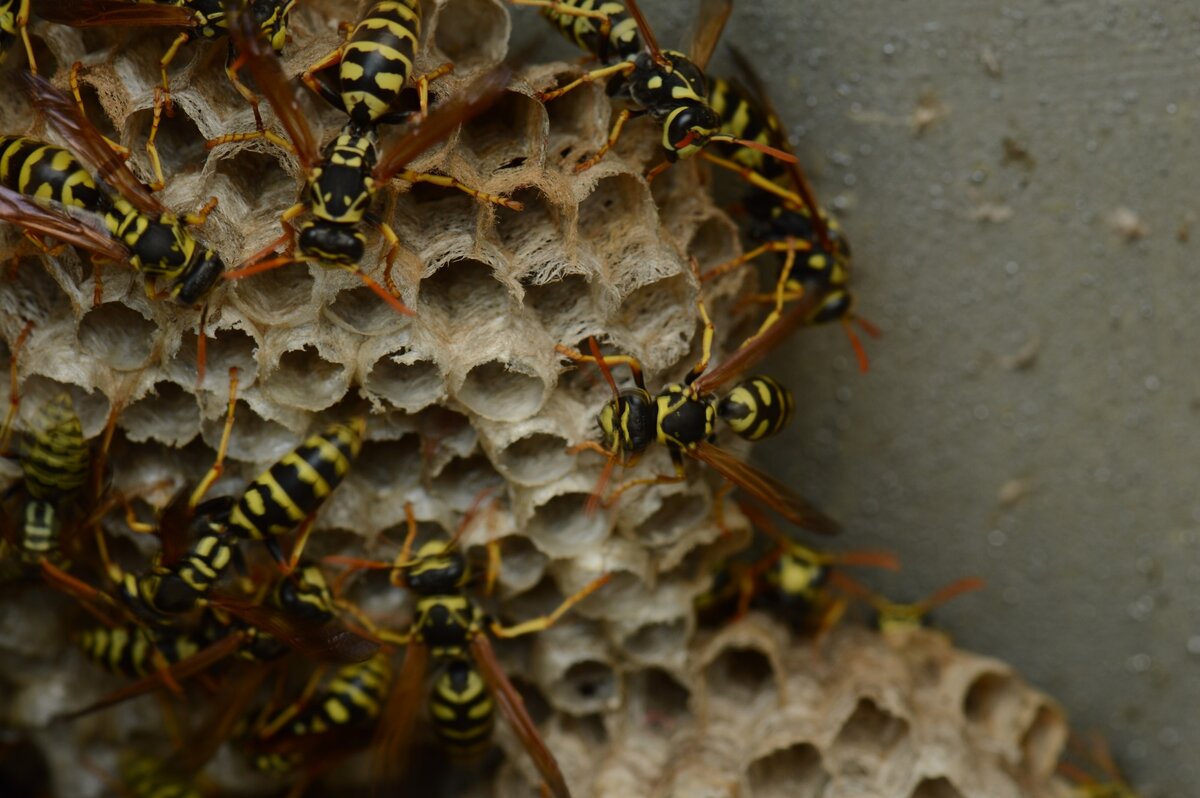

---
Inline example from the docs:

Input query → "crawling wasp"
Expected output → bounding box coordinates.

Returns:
[701,48,880,372]
[326,503,611,798]
[0,74,225,309]
[0,1,34,72]
[208,3,520,315]
[697,498,899,637]
[302,0,452,126]
[32,0,296,189]
[556,266,841,536]
[525,0,793,177]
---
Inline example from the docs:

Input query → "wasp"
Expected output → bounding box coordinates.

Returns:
[697,498,899,636]
[835,576,985,637]
[555,268,841,535]
[325,503,611,798]
[207,3,520,315]
[0,75,226,309]
[698,48,880,372]
[301,0,452,126]
[525,0,792,177]
[32,0,296,189]
[0,0,34,72]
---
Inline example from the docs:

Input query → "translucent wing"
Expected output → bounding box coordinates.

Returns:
[21,73,166,216]
[690,283,823,395]
[208,597,381,664]
[224,1,321,169]
[690,441,840,536]
[31,0,199,27]
[373,67,513,184]
[470,633,571,798]
[621,0,663,64]
[370,640,427,786]
[690,0,733,71]
[0,186,129,263]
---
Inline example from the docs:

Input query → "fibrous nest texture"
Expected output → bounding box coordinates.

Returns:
[0,1,1076,796]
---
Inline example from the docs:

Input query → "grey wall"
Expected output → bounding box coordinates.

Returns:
[524,0,1199,794]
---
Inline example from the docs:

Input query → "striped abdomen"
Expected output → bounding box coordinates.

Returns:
[282,651,392,736]
[119,754,203,798]
[708,77,786,180]
[20,393,89,500]
[19,499,60,565]
[341,1,421,125]
[123,522,235,617]
[717,376,794,441]
[0,135,105,211]
[430,659,494,757]
[228,419,365,541]
[78,625,202,678]
[541,0,640,63]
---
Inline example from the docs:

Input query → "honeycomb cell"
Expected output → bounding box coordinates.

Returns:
[908,777,966,798]
[261,344,350,412]
[532,619,617,715]
[429,454,506,512]
[525,491,609,557]
[167,325,259,393]
[125,103,206,184]
[352,435,423,493]
[457,359,548,423]
[0,257,72,324]
[496,188,568,272]
[458,90,546,175]
[326,285,410,335]
[363,351,444,413]
[418,257,507,314]
[621,619,689,666]
[492,431,573,486]
[484,534,548,596]
[77,303,157,369]
[229,261,316,326]
[629,667,691,728]
[832,697,912,761]
[1018,703,1067,779]
[540,69,607,160]
[702,645,778,707]
[560,659,618,713]
[746,743,830,798]
[631,490,710,549]
[430,0,509,69]
[118,381,200,446]
[198,399,294,464]
[687,214,741,272]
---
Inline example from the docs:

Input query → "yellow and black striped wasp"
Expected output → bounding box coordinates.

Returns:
[524,0,794,177]
[301,0,452,127]
[700,47,881,371]
[836,575,985,638]
[32,0,296,189]
[208,2,520,315]
[555,265,841,536]
[324,503,611,798]
[0,73,226,312]
[0,0,34,72]
[696,498,898,637]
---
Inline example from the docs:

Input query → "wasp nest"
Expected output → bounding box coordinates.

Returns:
[2,1,1078,796]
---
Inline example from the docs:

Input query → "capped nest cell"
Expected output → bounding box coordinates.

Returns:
[0,1,1086,797]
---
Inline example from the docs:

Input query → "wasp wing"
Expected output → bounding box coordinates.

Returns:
[623,0,663,63]
[32,0,199,27]
[373,67,513,185]
[689,0,733,71]
[470,633,571,798]
[370,639,427,786]
[690,441,840,535]
[208,597,380,664]
[0,186,129,263]
[21,73,166,217]
[224,1,321,170]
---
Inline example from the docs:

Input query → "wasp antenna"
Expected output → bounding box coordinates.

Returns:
[842,318,871,374]
[916,577,985,614]
[587,336,620,399]
[855,315,883,339]
[585,452,617,517]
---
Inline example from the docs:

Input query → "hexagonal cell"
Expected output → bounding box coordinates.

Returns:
[702,645,778,706]
[578,174,655,251]
[70,77,123,150]
[0,255,73,318]
[525,491,608,557]
[616,272,694,347]
[747,742,830,798]
[481,533,547,596]
[832,698,912,762]
[622,619,688,664]
[210,147,296,214]
[199,399,294,464]
[961,670,1028,743]
[363,351,444,413]
[326,285,409,336]
[493,431,573,486]
[495,187,569,273]
[429,454,506,512]
[77,303,157,369]
[908,777,966,798]
[457,360,548,423]
[418,258,506,314]
[459,90,545,175]
[688,214,740,273]
[229,261,316,326]
[629,667,691,728]
[562,658,618,706]
[169,325,259,393]
[541,71,606,159]
[522,274,595,343]
[261,344,349,412]
[631,491,710,549]
[352,435,423,494]
[118,381,200,446]
[125,102,206,183]
[1019,702,1068,779]
[431,0,509,69]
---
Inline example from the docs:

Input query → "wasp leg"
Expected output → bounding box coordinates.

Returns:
[16,0,36,75]
[188,367,239,510]
[699,150,812,209]
[301,45,348,114]
[491,572,612,638]
[70,62,129,160]
[683,276,715,385]
[699,238,809,283]
[394,170,522,211]
[157,32,192,117]
[537,60,633,103]
[605,447,687,507]
[412,63,454,119]
[554,344,647,390]
[508,0,614,40]
[574,108,632,173]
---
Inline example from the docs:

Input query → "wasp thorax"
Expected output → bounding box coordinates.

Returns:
[298,221,366,264]
[601,388,655,455]
[406,541,468,594]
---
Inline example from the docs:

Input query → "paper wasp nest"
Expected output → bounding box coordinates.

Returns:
[0,1,1074,796]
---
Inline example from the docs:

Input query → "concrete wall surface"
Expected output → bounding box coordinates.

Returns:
[573,1,1197,794]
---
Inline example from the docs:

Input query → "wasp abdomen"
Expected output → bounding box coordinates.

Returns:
[718,376,793,442]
